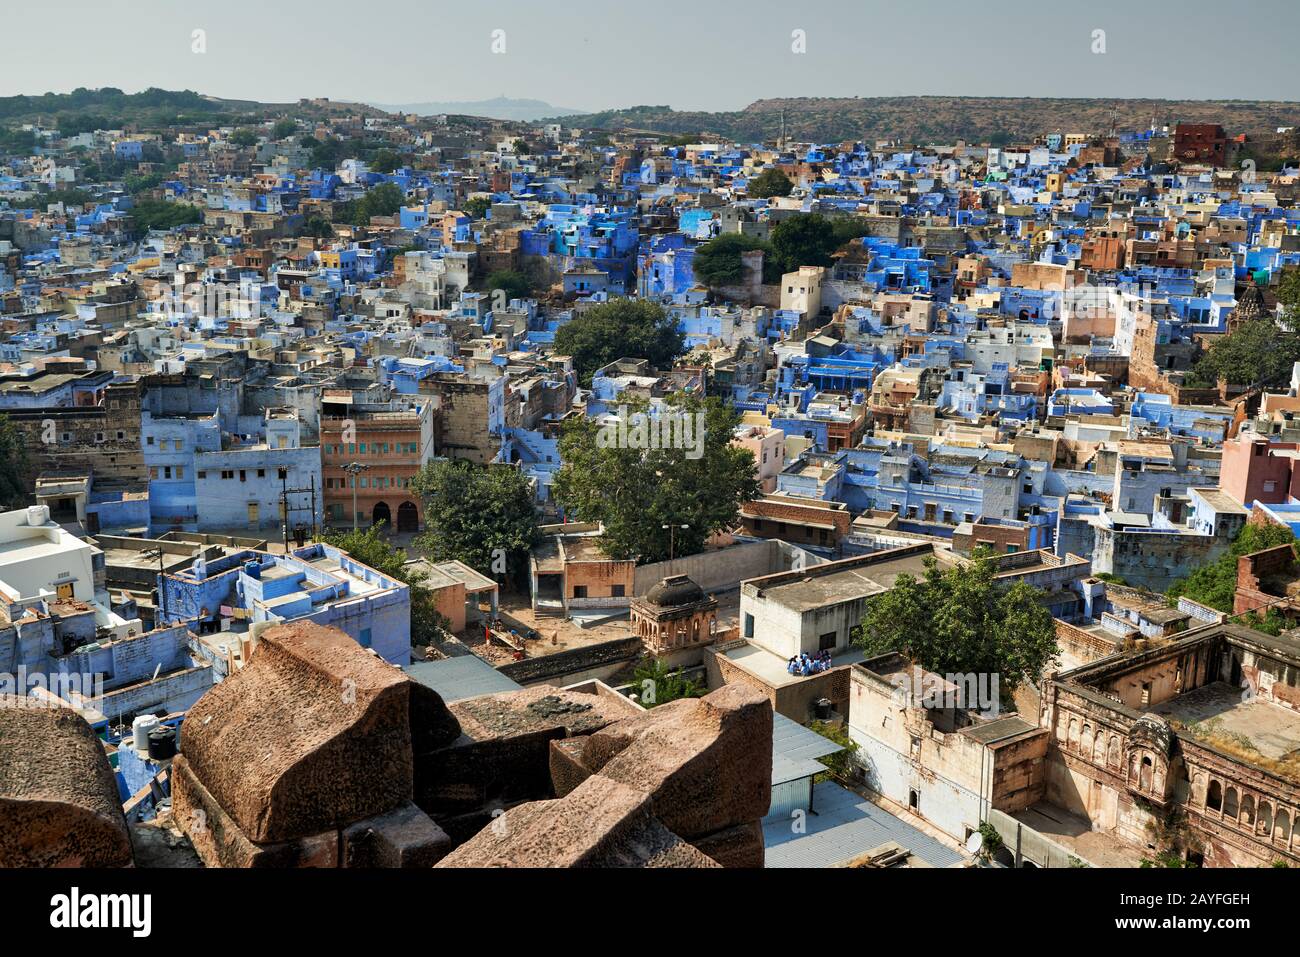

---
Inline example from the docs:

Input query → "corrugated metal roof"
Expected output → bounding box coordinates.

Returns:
[763,781,966,869]
[771,712,843,786]
[404,655,524,703]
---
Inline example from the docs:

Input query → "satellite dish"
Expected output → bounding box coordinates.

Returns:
[965,831,984,855]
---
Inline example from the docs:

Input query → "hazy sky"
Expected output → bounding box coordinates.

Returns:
[4,0,1298,113]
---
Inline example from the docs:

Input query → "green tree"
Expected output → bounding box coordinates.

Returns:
[462,196,492,219]
[770,212,843,272]
[1186,271,1300,389]
[370,149,403,174]
[320,525,451,648]
[0,414,31,510]
[410,460,539,583]
[630,657,705,708]
[129,200,202,235]
[271,118,297,140]
[1184,319,1300,389]
[552,393,760,563]
[747,166,794,199]
[334,181,405,226]
[484,268,532,303]
[296,215,334,239]
[38,188,94,208]
[692,233,781,287]
[808,720,859,783]
[1167,522,1297,612]
[854,552,1058,693]
[553,298,684,387]
[230,128,259,148]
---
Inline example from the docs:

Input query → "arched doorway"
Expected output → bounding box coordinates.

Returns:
[372,501,391,529]
[397,501,419,533]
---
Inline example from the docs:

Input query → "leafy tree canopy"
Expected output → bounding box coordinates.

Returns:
[630,657,705,707]
[462,196,492,219]
[854,552,1058,692]
[1186,270,1300,389]
[552,393,760,563]
[553,298,684,387]
[410,460,539,583]
[747,166,794,199]
[1167,522,1297,613]
[484,269,532,304]
[130,199,202,235]
[692,233,782,287]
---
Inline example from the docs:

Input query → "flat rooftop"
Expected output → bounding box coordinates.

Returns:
[1153,681,1300,765]
[756,550,944,613]
[763,781,965,869]
[1011,802,1144,868]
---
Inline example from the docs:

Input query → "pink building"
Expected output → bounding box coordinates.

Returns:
[732,426,786,493]
[1219,434,1300,507]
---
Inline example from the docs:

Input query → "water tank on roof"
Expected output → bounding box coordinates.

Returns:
[244,560,261,579]
[26,504,49,526]
[132,714,160,752]
[147,726,177,761]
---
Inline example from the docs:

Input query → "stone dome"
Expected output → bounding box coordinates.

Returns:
[645,575,705,608]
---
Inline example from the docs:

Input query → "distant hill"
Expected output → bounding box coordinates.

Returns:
[0,87,391,134]
[560,97,1300,145]
[376,96,584,122]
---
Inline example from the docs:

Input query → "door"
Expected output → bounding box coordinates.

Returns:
[247,503,260,529]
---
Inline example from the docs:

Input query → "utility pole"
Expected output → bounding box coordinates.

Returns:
[342,461,370,531]
[279,468,323,549]
[143,547,167,626]
[662,523,689,561]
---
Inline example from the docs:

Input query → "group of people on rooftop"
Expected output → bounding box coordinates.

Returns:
[787,650,833,676]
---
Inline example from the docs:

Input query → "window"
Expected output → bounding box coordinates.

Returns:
[572,585,588,599]
[743,613,755,638]
[197,471,206,480]
[175,466,184,480]
[257,469,265,478]
[611,584,625,598]
[240,470,247,482]
[818,631,837,651]
[221,470,235,480]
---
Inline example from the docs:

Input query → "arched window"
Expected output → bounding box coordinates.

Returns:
[1259,802,1273,836]
[1108,736,1122,768]
[1140,755,1154,792]
[1242,794,1256,826]
[1224,787,1239,818]
[1277,809,1292,842]
[1207,780,1223,811]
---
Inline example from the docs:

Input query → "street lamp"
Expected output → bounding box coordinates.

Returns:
[662,523,689,561]
[342,461,371,531]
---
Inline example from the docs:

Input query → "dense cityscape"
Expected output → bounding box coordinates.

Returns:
[0,9,1296,936]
